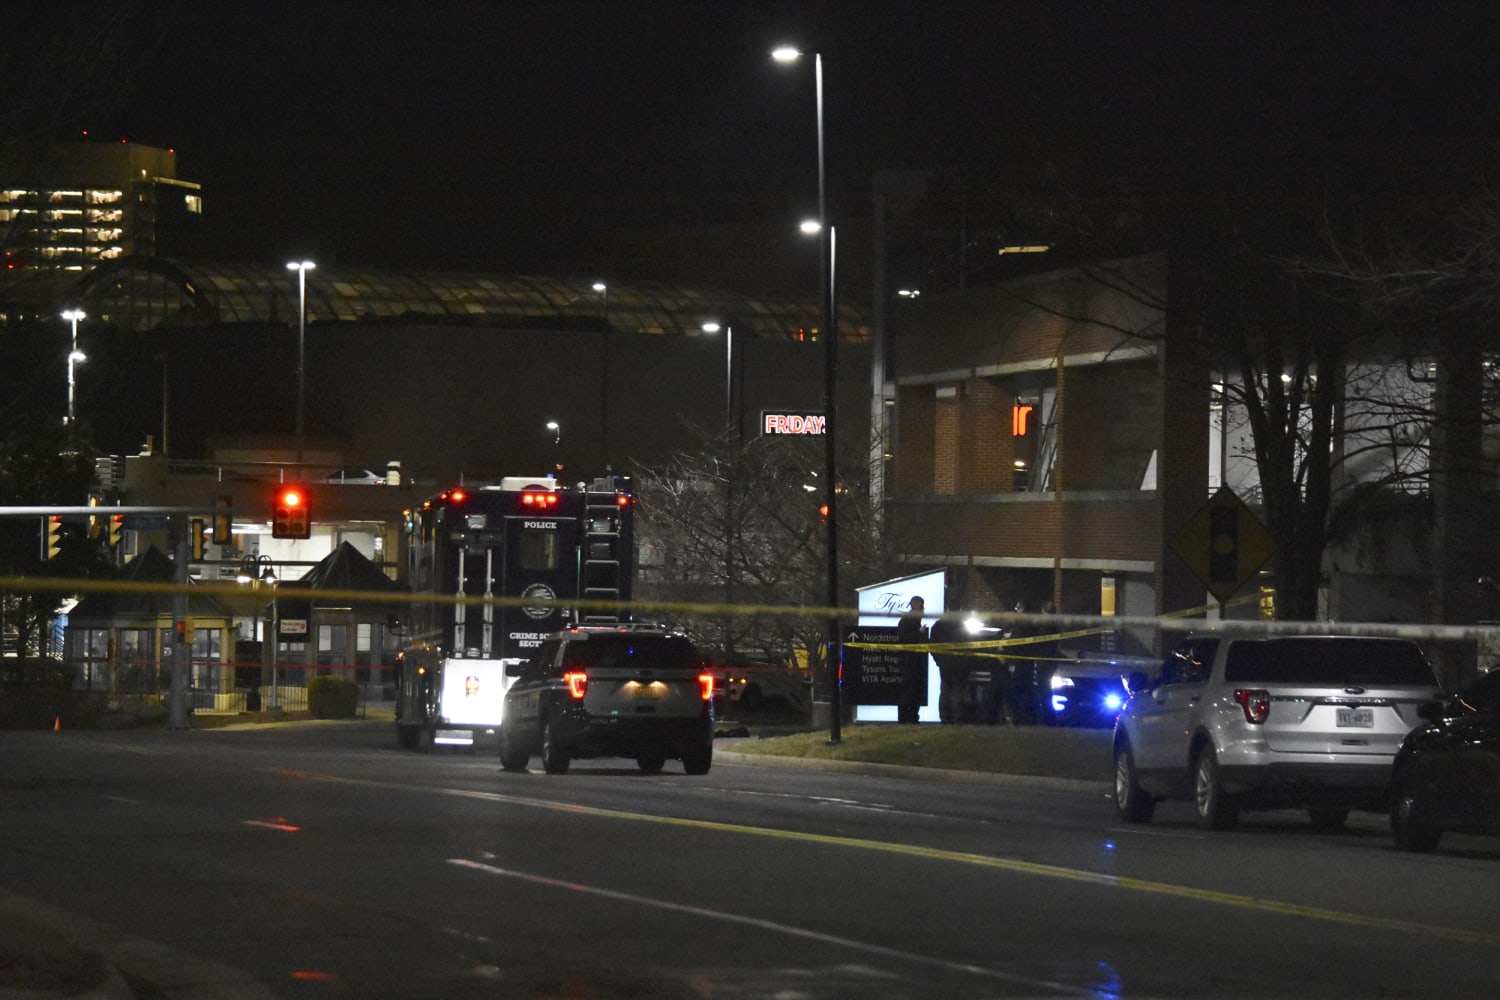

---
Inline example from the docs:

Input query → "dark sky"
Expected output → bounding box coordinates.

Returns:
[11,1,1499,293]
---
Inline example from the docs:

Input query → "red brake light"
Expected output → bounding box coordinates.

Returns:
[699,673,715,702]
[616,494,631,507]
[563,669,588,699]
[522,491,560,508]
[1234,688,1271,724]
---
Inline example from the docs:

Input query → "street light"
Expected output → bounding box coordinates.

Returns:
[594,282,610,468]
[775,43,842,743]
[701,322,734,432]
[285,260,316,467]
[60,309,86,426]
[546,420,561,473]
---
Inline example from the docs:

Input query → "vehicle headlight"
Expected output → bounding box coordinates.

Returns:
[1050,674,1075,690]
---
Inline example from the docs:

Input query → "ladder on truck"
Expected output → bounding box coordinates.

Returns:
[580,479,630,624]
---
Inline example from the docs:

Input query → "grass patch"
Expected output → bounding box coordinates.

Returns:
[727,723,1114,782]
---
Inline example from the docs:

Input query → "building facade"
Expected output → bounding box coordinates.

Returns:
[1,139,202,277]
[886,254,1209,654]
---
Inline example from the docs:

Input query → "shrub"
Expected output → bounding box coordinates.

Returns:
[308,674,359,719]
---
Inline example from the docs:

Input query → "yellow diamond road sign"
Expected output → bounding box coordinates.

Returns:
[1170,487,1275,604]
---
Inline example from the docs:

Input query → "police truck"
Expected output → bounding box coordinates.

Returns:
[394,475,635,749]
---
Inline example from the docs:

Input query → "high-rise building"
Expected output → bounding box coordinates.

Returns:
[0,138,202,276]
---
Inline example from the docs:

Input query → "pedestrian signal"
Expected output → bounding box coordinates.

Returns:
[272,485,311,539]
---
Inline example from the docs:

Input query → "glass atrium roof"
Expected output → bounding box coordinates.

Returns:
[52,257,869,342]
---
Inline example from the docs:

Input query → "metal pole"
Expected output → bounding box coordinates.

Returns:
[295,266,306,467]
[169,514,190,728]
[725,324,733,428]
[815,53,842,745]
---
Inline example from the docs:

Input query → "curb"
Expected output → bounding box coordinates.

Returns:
[0,888,275,1000]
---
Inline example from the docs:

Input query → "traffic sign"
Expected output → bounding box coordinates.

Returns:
[1170,487,1275,603]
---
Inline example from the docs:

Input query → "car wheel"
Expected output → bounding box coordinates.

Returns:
[636,754,666,775]
[540,718,570,775]
[498,725,529,773]
[1194,746,1239,831]
[1307,807,1349,832]
[682,741,713,776]
[1391,780,1441,853]
[1114,741,1155,823]
[396,723,422,750]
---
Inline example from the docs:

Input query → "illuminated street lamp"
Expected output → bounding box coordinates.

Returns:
[700,322,734,432]
[60,308,87,426]
[776,39,842,743]
[546,420,561,473]
[594,282,611,467]
[285,260,316,467]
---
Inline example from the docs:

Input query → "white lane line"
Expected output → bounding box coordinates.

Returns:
[448,857,1092,996]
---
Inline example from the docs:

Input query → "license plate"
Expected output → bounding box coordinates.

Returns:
[1336,707,1374,728]
[626,682,667,700]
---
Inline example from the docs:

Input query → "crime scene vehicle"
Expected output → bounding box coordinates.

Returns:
[394,475,635,749]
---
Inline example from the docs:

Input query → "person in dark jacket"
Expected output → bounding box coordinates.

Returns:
[896,596,928,723]
[928,613,972,723]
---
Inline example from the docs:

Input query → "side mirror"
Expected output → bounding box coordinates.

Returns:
[1124,671,1151,697]
[506,661,523,678]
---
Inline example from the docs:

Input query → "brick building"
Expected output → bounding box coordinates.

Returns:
[885,254,1210,645]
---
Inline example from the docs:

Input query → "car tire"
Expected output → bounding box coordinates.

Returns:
[636,754,666,775]
[1391,780,1441,853]
[682,741,712,776]
[396,723,422,750]
[498,725,529,773]
[540,718,570,775]
[1307,807,1349,832]
[1194,746,1239,831]
[1114,741,1155,823]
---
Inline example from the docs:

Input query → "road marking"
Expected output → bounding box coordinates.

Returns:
[448,857,1088,995]
[276,768,1500,949]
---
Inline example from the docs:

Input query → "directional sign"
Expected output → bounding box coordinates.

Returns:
[1170,486,1275,604]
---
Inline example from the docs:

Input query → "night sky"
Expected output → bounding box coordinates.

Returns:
[10,1,1499,295]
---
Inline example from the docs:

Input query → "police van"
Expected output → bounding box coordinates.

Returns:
[394,475,635,749]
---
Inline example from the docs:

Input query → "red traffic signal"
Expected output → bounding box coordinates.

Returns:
[272,485,311,539]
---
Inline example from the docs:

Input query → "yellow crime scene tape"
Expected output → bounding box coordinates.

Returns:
[6,575,1497,652]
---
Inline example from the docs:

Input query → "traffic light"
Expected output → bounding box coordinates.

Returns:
[109,513,124,548]
[212,495,232,545]
[43,515,63,560]
[190,518,208,560]
[272,485,311,539]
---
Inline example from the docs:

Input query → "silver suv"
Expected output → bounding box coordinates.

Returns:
[1113,635,1441,830]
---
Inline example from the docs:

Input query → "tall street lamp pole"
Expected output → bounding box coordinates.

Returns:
[775,45,841,743]
[700,322,734,432]
[594,282,610,469]
[547,420,562,474]
[286,260,316,468]
[61,309,87,427]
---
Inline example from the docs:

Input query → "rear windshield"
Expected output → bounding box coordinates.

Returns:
[1224,638,1437,687]
[566,635,698,672]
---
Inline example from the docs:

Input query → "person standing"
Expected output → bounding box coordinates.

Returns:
[896,596,928,724]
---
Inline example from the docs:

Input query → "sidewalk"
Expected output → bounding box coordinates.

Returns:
[0,887,275,1000]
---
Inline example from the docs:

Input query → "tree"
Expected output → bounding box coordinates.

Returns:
[634,421,907,677]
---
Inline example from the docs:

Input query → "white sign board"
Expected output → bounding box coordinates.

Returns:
[854,569,945,723]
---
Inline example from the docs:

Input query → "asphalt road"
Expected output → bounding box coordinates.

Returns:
[3,719,1498,999]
